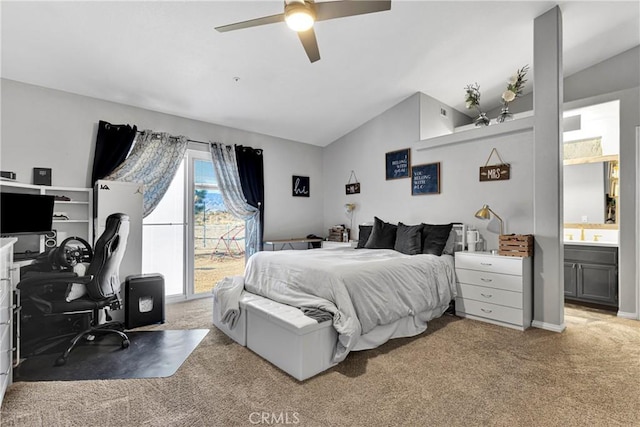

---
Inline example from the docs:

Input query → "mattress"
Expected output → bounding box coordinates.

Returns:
[244,246,457,362]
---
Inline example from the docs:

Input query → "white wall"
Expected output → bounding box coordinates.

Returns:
[323,93,534,251]
[0,79,325,239]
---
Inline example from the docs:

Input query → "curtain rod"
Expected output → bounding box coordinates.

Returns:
[136,130,208,146]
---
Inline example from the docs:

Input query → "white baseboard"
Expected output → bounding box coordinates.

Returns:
[617,311,639,320]
[531,320,566,332]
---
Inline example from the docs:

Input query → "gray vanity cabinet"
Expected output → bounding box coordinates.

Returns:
[564,245,618,308]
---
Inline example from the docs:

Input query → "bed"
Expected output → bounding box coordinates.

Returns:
[213,221,465,379]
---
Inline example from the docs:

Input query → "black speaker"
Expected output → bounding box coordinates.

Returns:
[33,167,52,186]
[44,230,57,249]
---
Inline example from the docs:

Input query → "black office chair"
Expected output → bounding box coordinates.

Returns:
[18,213,131,366]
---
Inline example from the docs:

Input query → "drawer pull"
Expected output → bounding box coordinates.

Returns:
[480,293,492,298]
[480,277,493,282]
[480,308,493,313]
[480,262,492,266]
[0,278,10,283]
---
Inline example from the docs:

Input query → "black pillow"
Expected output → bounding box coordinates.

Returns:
[364,217,397,249]
[394,223,424,255]
[422,223,454,256]
[356,225,373,249]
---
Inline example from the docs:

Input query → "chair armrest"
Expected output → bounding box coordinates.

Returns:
[17,271,90,290]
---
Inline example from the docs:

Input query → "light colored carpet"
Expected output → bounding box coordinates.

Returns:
[1,299,638,426]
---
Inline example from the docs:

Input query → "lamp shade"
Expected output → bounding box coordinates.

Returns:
[474,205,491,220]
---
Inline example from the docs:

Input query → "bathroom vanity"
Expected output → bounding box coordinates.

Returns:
[564,242,618,308]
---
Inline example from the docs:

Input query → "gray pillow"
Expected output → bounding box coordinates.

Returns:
[356,225,373,249]
[394,223,424,255]
[422,223,454,256]
[364,217,397,249]
[442,229,457,255]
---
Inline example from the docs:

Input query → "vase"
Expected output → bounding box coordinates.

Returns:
[496,105,513,123]
[474,111,490,127]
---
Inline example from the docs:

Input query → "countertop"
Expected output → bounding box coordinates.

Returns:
[563,240,618,247]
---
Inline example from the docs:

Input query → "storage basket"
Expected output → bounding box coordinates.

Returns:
[499,234,534,257]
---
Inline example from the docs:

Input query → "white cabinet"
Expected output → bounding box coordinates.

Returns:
[455,251,532,331]
[0,238,17,406]
[0,181,93,249]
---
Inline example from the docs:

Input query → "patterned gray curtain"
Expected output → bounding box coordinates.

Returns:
[105,131,187,217]
[209,143,261,259]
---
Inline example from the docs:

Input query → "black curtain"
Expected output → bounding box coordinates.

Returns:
[91,120,137,186]
[235,145,264,250]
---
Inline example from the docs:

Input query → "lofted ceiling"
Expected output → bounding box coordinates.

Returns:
[1,1,638,147]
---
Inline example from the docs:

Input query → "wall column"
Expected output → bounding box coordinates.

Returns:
[532,6,565,331]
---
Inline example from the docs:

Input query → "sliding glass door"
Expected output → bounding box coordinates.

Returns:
[142,148,244,300]
[190,151,245,295]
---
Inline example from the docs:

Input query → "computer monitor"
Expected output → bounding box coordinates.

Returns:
[0,192,55,236]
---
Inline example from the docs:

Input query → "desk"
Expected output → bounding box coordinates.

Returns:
[264,238,323,251]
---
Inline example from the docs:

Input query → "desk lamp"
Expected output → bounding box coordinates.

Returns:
[475,204,504,235]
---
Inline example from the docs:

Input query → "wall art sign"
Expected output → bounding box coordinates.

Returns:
[411,162,440,195]
[385,148,410,180]
[345,170,360,195]
[292,175,310,197]
[479,148,510,182]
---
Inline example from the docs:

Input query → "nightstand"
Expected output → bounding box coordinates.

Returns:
[454,251,532,331]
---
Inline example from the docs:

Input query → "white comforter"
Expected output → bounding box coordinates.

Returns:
[244,247,457,362]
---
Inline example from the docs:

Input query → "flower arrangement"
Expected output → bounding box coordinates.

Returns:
[497,65,529,123]
[464,83,490,126]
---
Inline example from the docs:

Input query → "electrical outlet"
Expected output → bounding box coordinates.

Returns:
[581,215,588,223]
[440,107,447,117]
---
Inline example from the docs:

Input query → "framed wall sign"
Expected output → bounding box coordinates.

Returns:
[411,162,440,195]
[479,148,511,182]
[385,148,410,180]
[345,182,361,195]
[345,170,360,195]
[292,175,310,197]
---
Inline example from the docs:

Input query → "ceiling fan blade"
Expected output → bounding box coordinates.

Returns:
[215,13,285,32]
[314,0,391,22]
[298,28,321,63]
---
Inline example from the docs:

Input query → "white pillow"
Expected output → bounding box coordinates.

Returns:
[65,263,89,302]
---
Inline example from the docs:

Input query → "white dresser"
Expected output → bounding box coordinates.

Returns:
[455,251,532,331]
[0,238,18,405]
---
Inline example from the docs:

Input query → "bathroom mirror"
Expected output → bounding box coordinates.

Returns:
[563,156,618,229]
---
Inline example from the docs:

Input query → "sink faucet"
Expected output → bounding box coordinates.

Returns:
[593,234,602,242]
[580,226,585,241]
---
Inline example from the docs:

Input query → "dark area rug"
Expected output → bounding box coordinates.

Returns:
[13,329,209,382]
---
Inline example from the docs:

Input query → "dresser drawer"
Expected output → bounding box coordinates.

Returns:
[455,254,522,275]
[455,298,524,326]
[457,283,523,309]
[456,269,523,292]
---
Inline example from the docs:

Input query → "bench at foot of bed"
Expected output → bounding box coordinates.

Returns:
[213,291,337,381]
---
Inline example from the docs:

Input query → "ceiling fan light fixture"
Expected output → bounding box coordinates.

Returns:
[285,2,315,32]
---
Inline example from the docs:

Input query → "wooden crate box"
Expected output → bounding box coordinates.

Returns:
[499,234,534,257]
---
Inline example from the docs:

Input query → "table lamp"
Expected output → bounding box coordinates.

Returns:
[475,204,504,235]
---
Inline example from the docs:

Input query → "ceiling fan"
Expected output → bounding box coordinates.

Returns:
[215,0,392,63]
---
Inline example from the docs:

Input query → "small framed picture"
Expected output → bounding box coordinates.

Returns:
[385,148,410,180]
[411,162,440,195]
[292,175,310,197]
[345,182,361,195]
